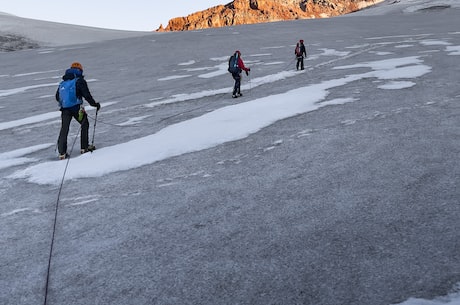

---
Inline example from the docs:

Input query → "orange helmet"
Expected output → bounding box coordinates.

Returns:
[71,62,83,71]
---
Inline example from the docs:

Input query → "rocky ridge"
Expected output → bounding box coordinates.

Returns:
[157,0,384,31]
[0,33,38,52]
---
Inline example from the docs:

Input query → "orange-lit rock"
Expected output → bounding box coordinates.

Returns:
[156,0,383,32]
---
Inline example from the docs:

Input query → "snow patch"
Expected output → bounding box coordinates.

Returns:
[391,283,460,305]
[0,144,52,170]
[158,75,191,81]
[446,46,460,55]
[9,55,432,185]
[378,81,416,90]
[0,102,117,131]
[1,208,38,217]
[178,60,196,66]
[420,39,451,46]
[117,115,151,126]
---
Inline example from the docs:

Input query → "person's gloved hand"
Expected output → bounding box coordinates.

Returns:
[245,70,249,76]
[96,103,101,111]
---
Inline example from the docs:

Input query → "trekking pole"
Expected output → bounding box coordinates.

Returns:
[91,110,98,150]
[248,72,252,96]
[283,57,297,72]
[304,57,312,79]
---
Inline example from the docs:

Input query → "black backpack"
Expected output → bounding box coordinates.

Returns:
[228,54,240,74]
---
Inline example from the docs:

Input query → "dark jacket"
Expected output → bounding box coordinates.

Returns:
[55,68,98,111]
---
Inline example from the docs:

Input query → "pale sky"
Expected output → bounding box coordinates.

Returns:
[0,0,227,31]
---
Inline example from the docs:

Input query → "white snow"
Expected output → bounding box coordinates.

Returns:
[351,0,460,16]
[0,82,58,98]
[8,55,431,185]
[403,0,460,13]
[1,208,38,217]
[392,284,460,305]
[0,112,61,131]
[178,60,196,66]
[117,115,152,126]
[198,62,229,78]
[1,1,460,303]
[13,70,60,77]
[158,75,192,81]
[0,143,53,170]
[0,78,97,98]
[0,101,116,131]
[378,81,416,90]
[420,39,452,46]
[309,48,351,60]
[446,45,460,55]
[146,70,299,107]
[319,48,351,57]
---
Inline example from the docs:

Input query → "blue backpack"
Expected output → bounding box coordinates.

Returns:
[228,54,240,74]
[58,78,81,108]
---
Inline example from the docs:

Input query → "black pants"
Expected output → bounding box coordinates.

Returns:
[296,56,304,70]
[232,72,241,95]
[58,108,89,155]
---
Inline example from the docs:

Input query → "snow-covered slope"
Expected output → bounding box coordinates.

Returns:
[351,0,460,15]
[0,12,150,47]
[1,1,459,305]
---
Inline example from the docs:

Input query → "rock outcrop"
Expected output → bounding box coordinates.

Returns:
[0,33,39,52]
[156,0,383,32]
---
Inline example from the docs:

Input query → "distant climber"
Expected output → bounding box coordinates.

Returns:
[228,50,251,98]
[295,39,307,70]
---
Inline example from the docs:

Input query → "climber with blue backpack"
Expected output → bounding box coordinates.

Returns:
[228,50,250,98]
[55,62,101,160]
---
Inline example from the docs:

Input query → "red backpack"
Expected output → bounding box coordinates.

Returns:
[295,44,301,56]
